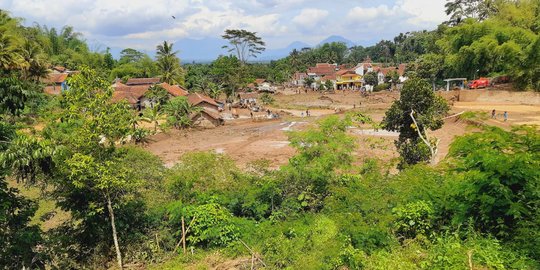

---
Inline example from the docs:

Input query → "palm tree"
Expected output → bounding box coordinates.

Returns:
[21,40,49,82]
[156,41,184,85]
[163,96,200,129]
[0,29,22,71]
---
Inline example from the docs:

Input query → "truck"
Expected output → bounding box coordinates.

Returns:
[468,77,490,89]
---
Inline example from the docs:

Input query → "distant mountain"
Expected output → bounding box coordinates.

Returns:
[317,35,356,48]
[258,41,310,61]
[176,37,229,63]
[106,35,359,63]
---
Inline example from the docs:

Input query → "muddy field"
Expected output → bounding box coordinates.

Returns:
[145,89,539,169]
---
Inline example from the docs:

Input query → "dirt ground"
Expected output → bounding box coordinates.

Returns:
[145,89,539,169]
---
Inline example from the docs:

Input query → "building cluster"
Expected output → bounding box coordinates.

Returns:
[42,66,78,95]
[292,57,407,90]
[41,67,223,128]
[111,77,223,127]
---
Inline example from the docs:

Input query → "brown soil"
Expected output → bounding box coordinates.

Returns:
[145,89,539,169]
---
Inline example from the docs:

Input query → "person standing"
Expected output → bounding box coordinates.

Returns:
[504,111,508,122]
[491,109,496,119]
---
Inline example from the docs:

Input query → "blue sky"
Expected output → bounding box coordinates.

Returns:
[1,0,448,53]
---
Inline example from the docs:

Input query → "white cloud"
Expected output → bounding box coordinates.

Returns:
[347,5,401,23]
[292,8,329,29]
[0,0,449,53]
[397,0,448,25]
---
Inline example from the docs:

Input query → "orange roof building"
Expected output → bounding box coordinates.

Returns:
[125,77,161,86]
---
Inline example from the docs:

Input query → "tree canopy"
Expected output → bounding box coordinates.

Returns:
[222,29,266,64]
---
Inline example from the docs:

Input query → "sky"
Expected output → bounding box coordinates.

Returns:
[0,0,449,55]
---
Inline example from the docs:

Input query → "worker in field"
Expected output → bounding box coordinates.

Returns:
[491,109,496,119]
[504,111,508,122]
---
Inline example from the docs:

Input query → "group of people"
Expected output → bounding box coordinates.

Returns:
[301,109,311,117]
[491,109,508,122]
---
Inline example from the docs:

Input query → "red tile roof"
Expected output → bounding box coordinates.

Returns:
[187,93,218,107]
[307,63,337,76]
[125,77,161,86]
[111,91,138,105]
[112,81,128,88]
[159,82,188,97]
[43,73,68,84]
[336,69,352,76]
[398,64,407,76]
[322,74,337,81]
[342,73,360,78]
[44,85,61,95]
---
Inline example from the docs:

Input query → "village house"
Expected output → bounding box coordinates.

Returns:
[292,72,308,86]
[43,73,69,95]
[335,69,362,90]
[112,78,188,110]
[42,66,79,95]
[307,63,338,87]
[291,58,407,91]
[320,73,337,90]
[187,92,223,128]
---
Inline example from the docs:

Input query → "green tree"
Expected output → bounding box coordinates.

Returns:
[282,116,355,211]
[210,55,245,99]
[118,48,145,65]
[103,47,115,70]
[303,76,315,88]
[0,27,22,71]
[222,29,266,64]
[163,96,200,129]
[156,41,184,85]
[145,84,170,108]
[324,80,334,91]
[142,106,164,132]
[46,67,135,269]
[364,71,378,86]
[0,121,43,269]
[382,77,449,168]
[260,93,275,105]
[447,126,540,248]
[445,0,499,25]
[413,53,444,90]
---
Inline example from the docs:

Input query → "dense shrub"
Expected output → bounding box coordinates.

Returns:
[373,83,390,91]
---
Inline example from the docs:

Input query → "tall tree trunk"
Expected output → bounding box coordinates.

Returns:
[106,193,123,270]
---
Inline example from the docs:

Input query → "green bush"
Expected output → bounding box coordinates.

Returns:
[167,201,239,248]
[260,93,275,105]
[393,200,435,240]
[373,83,390,92]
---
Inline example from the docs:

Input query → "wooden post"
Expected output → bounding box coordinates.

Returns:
[181,216,186,254]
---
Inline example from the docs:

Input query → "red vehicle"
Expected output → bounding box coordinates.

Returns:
[468,77,490,89]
